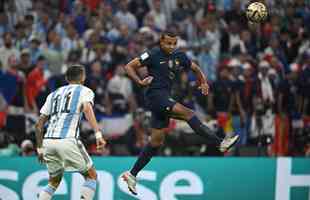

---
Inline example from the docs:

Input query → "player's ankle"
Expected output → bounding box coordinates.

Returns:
[129,170,137,177]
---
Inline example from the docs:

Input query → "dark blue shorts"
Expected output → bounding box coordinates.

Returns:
[145,90,177,129]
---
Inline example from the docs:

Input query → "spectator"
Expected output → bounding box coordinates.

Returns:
[85,60,109,114]
[20,139,35,156]
[277,63,301,116]
[173,71,195,109]
[112,24,130,66]
[257,61,276,111]
[147,0,167,31]
[205,14,221,62]
[43,30,64,76]
[0,32,19,71]
[125,108,150,155]
[24,14,35,38]
[81,30,100,64]
[28,34,42,65]
[14,0,33,17]
[264,35,289,73]
[197,43,217,82]
[299,52,310,117]
[128,0,150,27]
[115,0,138,32]
[61,23,84,59]
[172,0,197,22]
[25,55,49,111]
[220,20,242,55]
[240,29,257,58]
[6,54,27,114]
[73,2,89,36]
[14,22,28,50]
[107,64,137,115]
[54,12,67,38]
[18,48,33,76]
[0,13,9,44]
[4,0,18,31]
[35,10,52,41]
[240,62,257,142]
[223,0,247,28]
[227,59,247,145]
[212,66,235,133]
[273,63,302,155]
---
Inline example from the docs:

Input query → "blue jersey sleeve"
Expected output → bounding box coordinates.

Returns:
[139,50,152,67]
[179,52,192,70]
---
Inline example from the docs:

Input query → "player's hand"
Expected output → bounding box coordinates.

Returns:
[198,82,209,96]
[96,138,107,150]
[37,148,45,164]
[95,131,106,150]
[139,76,153,86]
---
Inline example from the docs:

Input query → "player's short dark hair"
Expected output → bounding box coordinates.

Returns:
[66,65,85,82]
[160,30,177,39]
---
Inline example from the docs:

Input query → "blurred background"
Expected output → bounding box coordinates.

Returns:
[0,0,309,158]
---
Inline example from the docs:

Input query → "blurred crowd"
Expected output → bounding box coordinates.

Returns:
[0,0,309,157]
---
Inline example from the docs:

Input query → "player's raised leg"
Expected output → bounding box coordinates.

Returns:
[80,167,98,200]
[38,173,63,200]
[122,128,164,195]
[171,102,239,152]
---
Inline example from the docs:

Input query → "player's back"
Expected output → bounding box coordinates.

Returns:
[42,84,94,139]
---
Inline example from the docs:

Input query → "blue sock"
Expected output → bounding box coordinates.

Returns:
[83,179,97,191]
[39,184,56,199]
[188,116,222,145]
[43,185,56,195]
[130,144,159,177]
[81,179,97,199]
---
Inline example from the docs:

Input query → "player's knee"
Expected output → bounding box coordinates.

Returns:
[183,109,195,121]
[150,133,165,147]
[150,139,164,147]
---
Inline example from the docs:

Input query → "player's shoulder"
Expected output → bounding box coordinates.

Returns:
[48,86,65,97]
[173,49,187,57]
[68,84,91,92]
[45,91,54,101]
[173,49,192,66]
[141,47,160,57]
[80,85,94,96]
[80,85,93,93]
[151,46,161,54]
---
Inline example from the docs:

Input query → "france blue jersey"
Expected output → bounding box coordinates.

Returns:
[40,84,94,139]
[139,47,192,92]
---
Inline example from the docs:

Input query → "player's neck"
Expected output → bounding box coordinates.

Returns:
[69,81,82,85]
[159,47,171,56]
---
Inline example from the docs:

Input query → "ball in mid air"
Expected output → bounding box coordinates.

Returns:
[246,2,268,23]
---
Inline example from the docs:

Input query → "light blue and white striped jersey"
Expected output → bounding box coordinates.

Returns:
[40,84,94,139]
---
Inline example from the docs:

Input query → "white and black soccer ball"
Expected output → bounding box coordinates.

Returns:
[246,2,268,23]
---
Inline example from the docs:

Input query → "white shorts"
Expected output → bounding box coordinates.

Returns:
[42,138,93,177]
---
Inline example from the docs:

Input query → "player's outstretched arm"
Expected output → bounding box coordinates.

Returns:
[82,102,106,150]
[35,114,49,148]
[190,62,209,96]
[124,58,153,86]
[35,114,49,163]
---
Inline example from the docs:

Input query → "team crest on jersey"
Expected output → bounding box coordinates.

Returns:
[168,60,173,68]
[175,59,180,66]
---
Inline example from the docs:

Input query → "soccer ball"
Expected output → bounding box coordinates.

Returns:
[246,2,268,23]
